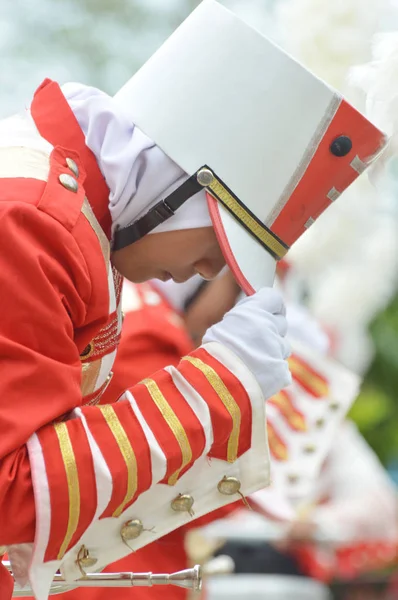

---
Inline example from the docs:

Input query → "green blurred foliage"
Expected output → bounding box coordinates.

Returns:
[349,293,398,465]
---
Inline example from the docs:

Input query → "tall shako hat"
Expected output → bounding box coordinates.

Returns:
[114,0,387,293]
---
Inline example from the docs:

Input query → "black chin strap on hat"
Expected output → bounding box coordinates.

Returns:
[112,171,206,251]
[112,166,289,262]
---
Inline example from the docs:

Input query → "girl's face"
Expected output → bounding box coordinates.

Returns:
[112,226,226,285]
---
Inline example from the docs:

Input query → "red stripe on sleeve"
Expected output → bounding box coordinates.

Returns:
[288,355,329,398]
[268,389,307,432]
[178,347,252,461]
[39,419,96,562]
[82,400,152,519]
[133,369,206,485]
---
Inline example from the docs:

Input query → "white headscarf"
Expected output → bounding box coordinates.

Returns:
[62,83,211,237]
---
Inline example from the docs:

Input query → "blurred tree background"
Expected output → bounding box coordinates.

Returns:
[350,293,398,472]
[0,0,274,116]
[0,0,397,474]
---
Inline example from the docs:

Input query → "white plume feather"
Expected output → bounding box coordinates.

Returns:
[276,0,388,94]
[274,0,398,372]
[351,33,398,181]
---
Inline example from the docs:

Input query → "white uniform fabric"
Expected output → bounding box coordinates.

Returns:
[62,83,211,236]
[313,420,398,542]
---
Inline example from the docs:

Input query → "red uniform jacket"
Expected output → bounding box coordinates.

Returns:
[0,81,268,599]
[61,282,236,600]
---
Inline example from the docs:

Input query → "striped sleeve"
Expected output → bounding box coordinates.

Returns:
[255,344,360,511]
[27,341,260,573]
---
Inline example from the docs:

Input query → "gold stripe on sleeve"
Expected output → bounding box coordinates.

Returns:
[182,356,241,463]
[142,378,193,486]
[99,405,138,517]
[54,422,81,560]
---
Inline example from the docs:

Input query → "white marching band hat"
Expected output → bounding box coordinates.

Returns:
[114,0,387,293]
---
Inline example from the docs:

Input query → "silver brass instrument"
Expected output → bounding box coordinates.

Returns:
[3,561,202,597]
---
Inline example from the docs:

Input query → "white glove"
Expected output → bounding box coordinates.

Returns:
[202,288,291,399]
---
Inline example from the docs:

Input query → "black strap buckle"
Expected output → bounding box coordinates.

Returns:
[152,200,175,221]
[112,171,204,251]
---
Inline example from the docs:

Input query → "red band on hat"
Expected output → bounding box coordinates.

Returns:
[271,100,386,246]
